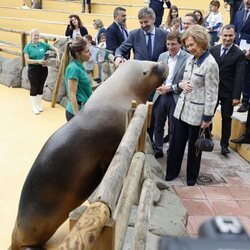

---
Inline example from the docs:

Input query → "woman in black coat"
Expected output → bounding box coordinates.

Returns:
[65,15,88,39]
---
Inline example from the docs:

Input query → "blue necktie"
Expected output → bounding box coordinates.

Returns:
[147,33,152,59]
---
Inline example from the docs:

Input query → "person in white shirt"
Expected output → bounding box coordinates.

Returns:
[205,0,223,46]
[153,31,190,158]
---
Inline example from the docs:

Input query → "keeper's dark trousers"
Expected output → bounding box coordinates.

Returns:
[28,65,48,96]
[166,118,202,183]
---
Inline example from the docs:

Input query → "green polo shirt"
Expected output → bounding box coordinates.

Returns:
[65,59,92,115]
[23,41,51,60]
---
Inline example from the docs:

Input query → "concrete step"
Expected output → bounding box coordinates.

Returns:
[213,107,250,162]
[42,0,145,16]
[0,6,139,28]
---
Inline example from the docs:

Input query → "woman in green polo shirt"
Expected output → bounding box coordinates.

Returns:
[65,37,92,121]
[24,28,59,115]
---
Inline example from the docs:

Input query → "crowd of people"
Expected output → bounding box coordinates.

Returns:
[23,0,250,186]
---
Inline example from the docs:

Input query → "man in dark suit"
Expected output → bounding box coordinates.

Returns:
[115,7,168,142]
[234,0,250,112]
[149,0,171,27]
[115,7,167,63]
[224,0,243,24]
[106,7,129,60]
[210,24,245,155]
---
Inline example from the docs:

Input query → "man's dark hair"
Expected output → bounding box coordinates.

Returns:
[114,7,126,19]
[222,24,235,32]
[185,13,198,24]
[167,31,182,44]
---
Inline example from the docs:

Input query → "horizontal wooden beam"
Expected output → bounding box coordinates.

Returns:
[94,104,148,215]
[0,47,21,56]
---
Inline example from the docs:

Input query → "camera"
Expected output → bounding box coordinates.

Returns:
[159,216,250,250]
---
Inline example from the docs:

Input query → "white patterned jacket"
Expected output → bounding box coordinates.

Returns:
[174,51,219,126]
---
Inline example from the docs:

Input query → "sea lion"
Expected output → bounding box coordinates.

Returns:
[11,60,168,249]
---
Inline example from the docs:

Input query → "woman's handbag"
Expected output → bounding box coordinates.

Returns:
[195,127,214,156]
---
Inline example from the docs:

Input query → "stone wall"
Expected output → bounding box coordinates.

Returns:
[0,57,22,87]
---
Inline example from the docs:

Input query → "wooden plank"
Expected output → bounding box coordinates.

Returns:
[0,27,67,41]
[51,42,68,107]
[94,104,147,215]
[146,102,153,128]
[114,152,145,250]
[20,33,27,67]
[136,103,152,152]
[131,178,154,250]
[126,100,137,128]
[92,219,115,250]
[0,47,21,56]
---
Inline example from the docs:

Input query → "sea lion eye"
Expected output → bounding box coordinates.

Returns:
[143,70,147,75]
[152,65,158,73]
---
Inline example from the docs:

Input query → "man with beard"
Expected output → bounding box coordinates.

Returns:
[106,7,129,60]
[114,7,168,143]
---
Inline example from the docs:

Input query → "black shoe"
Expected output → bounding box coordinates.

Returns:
[237,104,249,112]
[165,175,177,181]
[221,146,230,155]
[187,180,196,186]
[230,135,250,144]
[163,134,169,143]
[154,151,163,158]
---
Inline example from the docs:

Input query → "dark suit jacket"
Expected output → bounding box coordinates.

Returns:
[149,0,171,27]
[65,25,88,38]
[210,44,245,99]
[234,7,250,45]
[106,22,129,59]
[115,27,167,62]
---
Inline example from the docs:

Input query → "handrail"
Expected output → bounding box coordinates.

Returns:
[94,104,148,215]
[0,27,68,41]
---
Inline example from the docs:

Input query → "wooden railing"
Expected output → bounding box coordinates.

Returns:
[0,27,67,67]
[54,102,154,250]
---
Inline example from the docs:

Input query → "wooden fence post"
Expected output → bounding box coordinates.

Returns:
[51,43,68,107]
[57,202,110,249]
[131,178,154,250]
[21,33,27,68]
[126,100,137,128]
[114,152,145,250]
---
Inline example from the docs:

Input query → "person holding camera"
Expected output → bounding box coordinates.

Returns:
[64,37,92,121]
[24,28,59,115]
[65,15,88,40]
[165,25,219,186]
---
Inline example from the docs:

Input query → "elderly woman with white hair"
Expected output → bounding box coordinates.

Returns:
[165,25,219,186]
[23,28,59,114]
